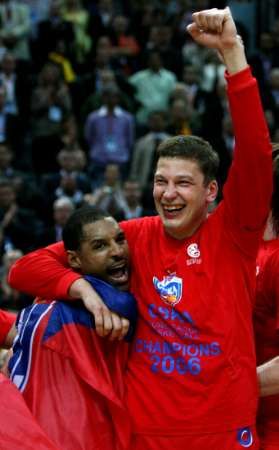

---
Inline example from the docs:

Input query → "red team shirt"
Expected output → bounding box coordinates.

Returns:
[9,68,272,449]
[0,311,59,449]
[254,240,279,449]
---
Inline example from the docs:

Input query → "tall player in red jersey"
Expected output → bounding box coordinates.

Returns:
[254,154,279,450]
[9,7,272,450]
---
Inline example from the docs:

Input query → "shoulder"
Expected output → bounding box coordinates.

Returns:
[121,215,160,236]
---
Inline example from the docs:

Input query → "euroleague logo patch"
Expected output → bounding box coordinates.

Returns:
[237,427,253,448]
[186,243,202,266]
[153,275,183,306]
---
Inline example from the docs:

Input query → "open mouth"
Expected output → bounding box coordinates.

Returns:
[107,262,129,287]
[162,205,185,218]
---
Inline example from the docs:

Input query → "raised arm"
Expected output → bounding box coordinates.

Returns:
[187,7,247,74]
[188,8,272,253]
[8,242,129,340]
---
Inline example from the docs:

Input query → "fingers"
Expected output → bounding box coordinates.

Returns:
[108,313,123,341]
[119,316,130,340]
[81,290,130,339]
[186,23,202,40]
[108,314,130,341]
[92,303,112,337]
[192,8,225,34]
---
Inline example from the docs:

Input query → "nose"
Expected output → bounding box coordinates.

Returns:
[110,240,125,257]
[162,182,177,201]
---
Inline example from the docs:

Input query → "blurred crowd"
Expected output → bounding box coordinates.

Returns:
[0,0,278,311]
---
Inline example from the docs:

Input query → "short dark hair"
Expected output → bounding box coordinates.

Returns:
[156,135,219,185]
[272,154,279,235]
[62,206,110,251]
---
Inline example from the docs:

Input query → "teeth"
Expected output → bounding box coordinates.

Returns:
[164,206,184,211]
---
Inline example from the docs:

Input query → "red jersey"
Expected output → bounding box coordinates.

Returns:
[8,68,273,445]
[119,67,272,437]
[0,374,59,450]
[254,240,279,444]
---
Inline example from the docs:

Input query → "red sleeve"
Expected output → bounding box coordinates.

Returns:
[8,242,81,300]
[223,67,273,257]
[0,310,16,346]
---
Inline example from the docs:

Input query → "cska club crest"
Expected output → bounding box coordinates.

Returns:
[153,275,183,306]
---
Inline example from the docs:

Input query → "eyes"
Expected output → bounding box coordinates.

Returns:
[154,178,193,187]
[91,233,127,251]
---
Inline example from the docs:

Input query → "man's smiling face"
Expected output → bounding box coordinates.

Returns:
[153,157,218,240]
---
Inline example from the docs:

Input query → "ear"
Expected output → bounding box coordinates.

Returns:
[206,180,218,204]
[67,250,81,270]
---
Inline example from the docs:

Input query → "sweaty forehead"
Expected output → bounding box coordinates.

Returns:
[82,217,120,240]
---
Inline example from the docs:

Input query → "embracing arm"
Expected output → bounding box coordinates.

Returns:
[8,242,129,339]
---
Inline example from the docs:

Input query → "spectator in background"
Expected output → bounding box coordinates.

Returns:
[84,83,134,186]
[81,69,135,122]
[35,0,74,70]
[0,177,43,254]
[121,178,155,219]
[109,14,140,75]
[41,147,91,220]
[0,141,43,213]
[0,84,23,159]
[167,97,201,137]
[87,0,115,43]
[130,110,170,189]
[146,23,183,77]
[129,50,176,127]
[200,48,226,93]
[84,163,126,221]
[62,0,92,69]
[249,32,277,92]
[48,37,77,85]
[0,248,32,310]
[22,0,51,38]
[60,115,80,150]
[0,52,30,118]
[181,63,203,109]
[0,0,31,64]
[130,109,170,212]
[30,62,73,174]
[40,196,75,245]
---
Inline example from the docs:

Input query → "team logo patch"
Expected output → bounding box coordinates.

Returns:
[187,243,200,258]
[153,275,183,306]
[186,243,202,266]
[237,427,253,448]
